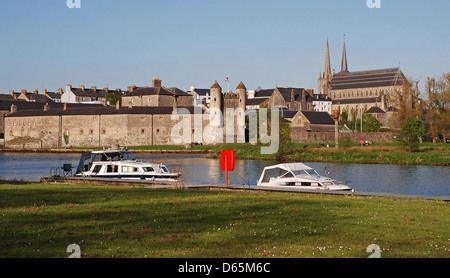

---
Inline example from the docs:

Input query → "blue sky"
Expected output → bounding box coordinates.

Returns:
[0,0,449,95]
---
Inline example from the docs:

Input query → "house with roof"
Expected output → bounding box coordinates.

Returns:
[61,84,122,104]
[246,87,316,111]
[290,110,335,132]
[16,89,54,103]
[122,78,193,108]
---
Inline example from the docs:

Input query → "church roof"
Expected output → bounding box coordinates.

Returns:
[330,67,406,90]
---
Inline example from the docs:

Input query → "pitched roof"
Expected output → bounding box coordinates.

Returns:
[332,96,382,105]
[124,87,174,97]
[6,105,195,118]
[365,106,386,114]
[330,68,406,90]
[301,111,335,125]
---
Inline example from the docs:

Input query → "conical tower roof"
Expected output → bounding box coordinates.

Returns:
[211,80,221,89]
[236,81,246,90]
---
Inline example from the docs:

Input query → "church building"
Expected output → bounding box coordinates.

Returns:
[317,38,417,123]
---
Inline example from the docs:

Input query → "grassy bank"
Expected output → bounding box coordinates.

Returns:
[0,183,448,258]
[193,142,450,166]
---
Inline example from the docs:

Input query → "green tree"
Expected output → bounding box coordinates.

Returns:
[356,114,380,132]
[401,116,426,152]
[106,93,122,106]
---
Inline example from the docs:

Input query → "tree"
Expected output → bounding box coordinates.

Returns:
[356,114,380,132]
[106,93,122,106]
[401,116,426,152]
[425,74,450,143]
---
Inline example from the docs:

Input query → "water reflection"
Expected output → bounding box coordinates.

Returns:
[0,153,448,197]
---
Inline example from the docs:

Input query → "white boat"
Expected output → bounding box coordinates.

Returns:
[257,163,351,191]
[75,147,181,182]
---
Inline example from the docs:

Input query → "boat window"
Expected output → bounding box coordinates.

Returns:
[92,165,102,173]
[160,166,168,173]
[262,168,283,183]
[106,165,119,173]
[279,170,295,178]
[142,167,154,172]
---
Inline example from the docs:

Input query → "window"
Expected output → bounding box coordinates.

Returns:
[80,129,84,135]
[102,129,106,135]
[106,165,118,173]
[156,129,160,134]
[142,167,154,172]
[141,129,145,134]
[65,130,69,136]
[89,129,94,135]
[148,97,151,103]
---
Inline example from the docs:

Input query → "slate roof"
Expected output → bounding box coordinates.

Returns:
[365,106,386,114]
[301,111,335,125]
[6,105,195,118]
[332,96,382,105]
[330,68,406,90]
[124,87,175,97]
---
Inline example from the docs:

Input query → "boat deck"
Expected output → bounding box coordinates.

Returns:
[40,176,450,201]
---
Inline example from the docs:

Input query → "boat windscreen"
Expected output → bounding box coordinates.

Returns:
[76,152,92,174]
[262,168,291,183]
[292,169,320,177]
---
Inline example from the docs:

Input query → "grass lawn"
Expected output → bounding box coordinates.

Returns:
[0,183,448,258]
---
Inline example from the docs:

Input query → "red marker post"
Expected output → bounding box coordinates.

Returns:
[220,150,235,188]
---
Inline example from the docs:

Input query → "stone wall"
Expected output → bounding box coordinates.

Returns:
[290,127,392,143]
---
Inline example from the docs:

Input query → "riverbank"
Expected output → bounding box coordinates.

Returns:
[0,182,448,258]
[1,142,449,166]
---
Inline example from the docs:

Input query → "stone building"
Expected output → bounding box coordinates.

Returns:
[62,85,122,104]
[122,78,193,108]
[318,38,416,119]
[4,104,202,149]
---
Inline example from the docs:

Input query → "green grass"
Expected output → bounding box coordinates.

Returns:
[0,183,448,258]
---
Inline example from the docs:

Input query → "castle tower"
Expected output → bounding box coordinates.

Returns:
[318,39,332,96]
[209,80,223,144]
[210,80,223,114]
[236,81,247,111]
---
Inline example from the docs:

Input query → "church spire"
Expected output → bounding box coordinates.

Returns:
[324,39,332,79]
[341,36,349,73]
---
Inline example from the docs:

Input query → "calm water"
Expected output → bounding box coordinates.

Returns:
[0,153,449,197]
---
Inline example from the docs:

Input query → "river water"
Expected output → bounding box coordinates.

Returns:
[0,152,448,197]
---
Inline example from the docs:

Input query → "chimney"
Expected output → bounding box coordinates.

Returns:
[307,89,314,96]
[103,87,109,93]
[190,85,195,92]
[44,102,50,111]
[34,88,39,95]
[91,86,97,91]
[79,85,85,90]
[42,89,48,97]
[291,89,295,103]
[21,89,27,95]
[116,100,121,110]
[10,104,17,113]
[63,103,68,111]
[152,78,162,88]
[58,88,63,94]
[173,96,178,110]
[9,90,14,97]
[127,86,132,93]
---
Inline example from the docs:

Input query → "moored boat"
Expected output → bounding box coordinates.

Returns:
[257,163,351,191]
[75,147,181,182]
